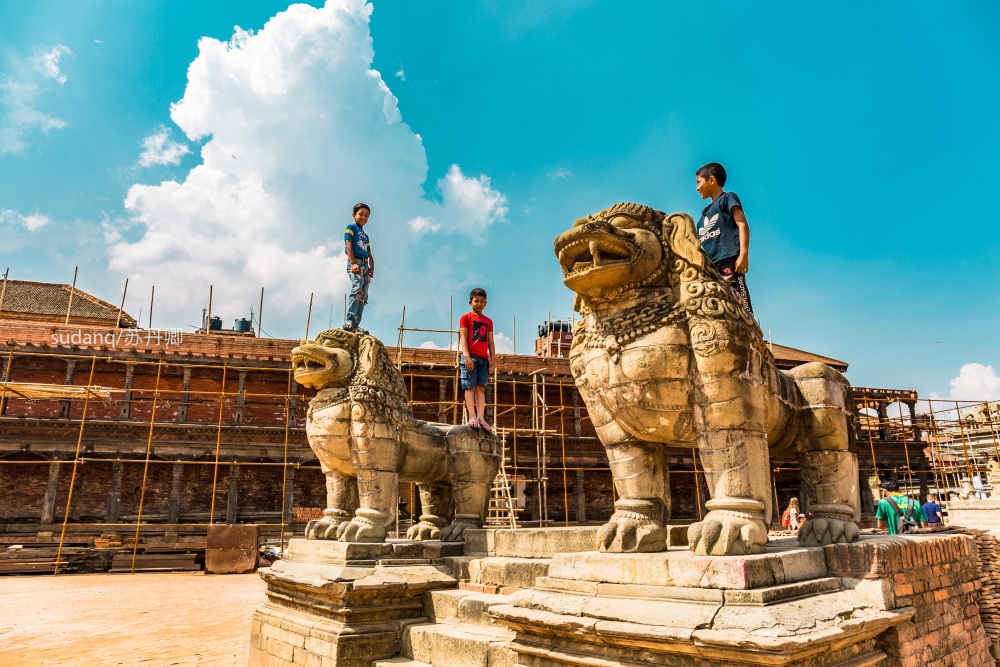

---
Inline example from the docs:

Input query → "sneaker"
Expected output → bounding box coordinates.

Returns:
[342,323,356,331]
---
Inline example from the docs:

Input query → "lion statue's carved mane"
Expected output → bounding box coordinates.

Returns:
[292,329,501,543]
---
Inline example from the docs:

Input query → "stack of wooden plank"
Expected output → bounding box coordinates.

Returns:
[93,534,123,549]
[0,542,88,574]
[109,543,204,573]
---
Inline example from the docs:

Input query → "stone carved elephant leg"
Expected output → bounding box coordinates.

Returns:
[305,471,359,540]
[787,363,861,547]
[338,419,399,543]
[687,328,772,556]
[440,432,502,542]
[406,483,453,541]
[597,440,669,553]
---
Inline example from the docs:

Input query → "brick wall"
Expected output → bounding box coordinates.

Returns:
[826,535,994,666]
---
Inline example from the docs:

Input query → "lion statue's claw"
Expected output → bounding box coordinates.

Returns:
[406,521,442,541]
[688,514,767,556]
[337,519,386,543]
[597,515,666,553]
[798,517,860,547]
[439,521,476,543]
[305,516,346,540]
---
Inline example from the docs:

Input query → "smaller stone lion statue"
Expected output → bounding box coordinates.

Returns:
[292,329,501,543]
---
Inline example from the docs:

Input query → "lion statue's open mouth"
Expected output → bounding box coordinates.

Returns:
[553,204,665,300]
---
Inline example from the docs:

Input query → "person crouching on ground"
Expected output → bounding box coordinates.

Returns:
[695,162,753,313]
[459,288,495,432]
[344,202,374,332]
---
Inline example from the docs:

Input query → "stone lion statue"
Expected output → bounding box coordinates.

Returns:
[291,329,501,542]
[554,203,861,556]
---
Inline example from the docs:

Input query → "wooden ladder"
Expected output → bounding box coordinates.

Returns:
[486,431,518,529]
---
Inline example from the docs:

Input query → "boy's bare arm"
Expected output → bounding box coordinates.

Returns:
[459,327,474,370]
[732,206,750,274]
[345,240,361,274]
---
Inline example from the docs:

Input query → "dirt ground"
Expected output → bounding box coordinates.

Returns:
[0,571,266,666]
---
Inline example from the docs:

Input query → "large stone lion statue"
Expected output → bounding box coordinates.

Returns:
[554,203,861,556]
[291,329,501,543]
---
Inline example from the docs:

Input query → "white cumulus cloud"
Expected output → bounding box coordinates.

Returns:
[0,209,52,231]
[547,168,573,180]
[137,126,191,167]
[108,0,507,334]
[0,44,71,154]
[947,363,1000,401]
[35,45,73,85]
[494,331,514,354]
[406,165,507,239]
[408,216,440,234]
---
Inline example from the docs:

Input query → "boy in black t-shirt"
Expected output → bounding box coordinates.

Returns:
[695,162,752,314]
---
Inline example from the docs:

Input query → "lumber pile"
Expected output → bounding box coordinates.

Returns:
[93,534,122,549]
[109,543,205,573]
[0,542,87,574]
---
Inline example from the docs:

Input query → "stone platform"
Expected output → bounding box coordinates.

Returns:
[249,539,462,667]
[249,531,994,667]
[491,537,906,666]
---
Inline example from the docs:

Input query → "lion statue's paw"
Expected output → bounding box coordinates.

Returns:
[406,521,442,541]
[688,514,767,556]
[440,520,478,543]
[336,518,386,543]
[305,516,347,540]
[597,514,666,553]
[797,517,860,547]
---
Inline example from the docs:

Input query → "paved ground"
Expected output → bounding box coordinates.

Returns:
[0,571,266,666]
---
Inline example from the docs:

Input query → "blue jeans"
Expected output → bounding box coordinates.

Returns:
[460,355,490,389]
[346,262,370,328]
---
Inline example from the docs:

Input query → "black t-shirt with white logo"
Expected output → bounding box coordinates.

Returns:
[697,191,743,264]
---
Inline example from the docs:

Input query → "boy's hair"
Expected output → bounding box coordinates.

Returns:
[469,288,487,301]
[880,479,900,492]
[353,202,371,214]
[696,162,728,187]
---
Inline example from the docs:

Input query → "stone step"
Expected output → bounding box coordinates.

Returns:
[424,588,510,627]
[403,622,516,667]
[468,556,550,590]
[374,659,434,667]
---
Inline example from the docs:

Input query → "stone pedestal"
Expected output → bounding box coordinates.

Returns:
[490,537,914,667]
[947,499,1000,536]
[249,539,461,667]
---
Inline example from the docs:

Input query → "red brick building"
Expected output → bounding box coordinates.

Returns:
[1,281,917,545]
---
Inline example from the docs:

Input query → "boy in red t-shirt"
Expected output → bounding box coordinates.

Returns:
[459,288,495,432]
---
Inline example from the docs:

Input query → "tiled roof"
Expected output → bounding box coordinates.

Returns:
[771,342,848,371]
[0,280,137,327]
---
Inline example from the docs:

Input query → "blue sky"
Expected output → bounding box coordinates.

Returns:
[1,1,998,401]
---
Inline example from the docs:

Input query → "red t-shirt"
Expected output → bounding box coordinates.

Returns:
[460,312,493,359]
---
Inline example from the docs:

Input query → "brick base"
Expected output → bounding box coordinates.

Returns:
[825,534,994,667]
